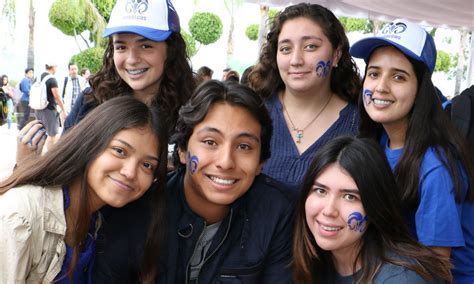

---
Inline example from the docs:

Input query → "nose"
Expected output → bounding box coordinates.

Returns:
[290,48,304,66]
[374,76,389,94]
[216,146,235,170]
[321,196,339,217]
[120,159,138,180]
[126,48,141,65]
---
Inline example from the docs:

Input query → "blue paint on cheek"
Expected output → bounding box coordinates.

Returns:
[189,155,199,174]
[363,89,373,106]
[347,212,368,233]
[315,60,332,78]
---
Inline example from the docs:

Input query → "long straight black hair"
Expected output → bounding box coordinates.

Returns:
[359,51,474,208]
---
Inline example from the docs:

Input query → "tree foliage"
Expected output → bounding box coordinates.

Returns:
[245,24,258,41]
[49,0,88,36]
[435,50,452,73]
[188,12,223,45]
[70,46,105,73]
[91,0,114,22]
[338,16,373,33]
[181,30,197,58]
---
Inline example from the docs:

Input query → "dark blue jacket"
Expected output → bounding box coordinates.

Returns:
[92,171,296,283]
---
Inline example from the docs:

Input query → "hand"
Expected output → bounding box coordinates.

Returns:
[60,110,68,122]
[16,120,47,165]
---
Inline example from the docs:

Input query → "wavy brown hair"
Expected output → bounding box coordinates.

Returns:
[249,2,361,102]
[293,136,452,283]
[87,32,195,130]
[0,96,168,282]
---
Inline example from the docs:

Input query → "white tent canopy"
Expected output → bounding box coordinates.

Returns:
[245,0,474,86]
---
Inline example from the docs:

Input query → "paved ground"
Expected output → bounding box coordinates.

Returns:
[0,123,18,180]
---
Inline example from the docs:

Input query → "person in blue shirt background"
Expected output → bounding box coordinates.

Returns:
[17,67,34,130]
[352,18,474,283]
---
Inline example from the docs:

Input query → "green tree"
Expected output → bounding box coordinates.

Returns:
[189,12,223,45]
[245,24,258,41]
[181,30,197,57]
[223,0,243,66]
[1,0,16,41]
[70,46,105,73]
[338,16,372,33]
[435,50,452,73]
[49,0,107,49]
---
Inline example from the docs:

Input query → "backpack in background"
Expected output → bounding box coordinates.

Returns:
[29,74,52,110]
[450,85,474,150]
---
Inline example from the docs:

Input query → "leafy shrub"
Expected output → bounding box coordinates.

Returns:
[338,16,372,33]
[188,12,223,45]
[245,24,258,41]
[70,47,105,74]
[181,30,197,57]
[435,50,452,73]
[91,0,114,22]
[49,0,88,36]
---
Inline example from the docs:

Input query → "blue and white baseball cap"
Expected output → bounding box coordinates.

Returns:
[103,0,180,42]
[350,19,437,74]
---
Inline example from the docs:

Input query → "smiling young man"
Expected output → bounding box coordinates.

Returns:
[92,81,296,283]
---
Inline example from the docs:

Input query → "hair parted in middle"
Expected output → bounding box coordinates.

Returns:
[171,80,273,171]
[293,136,452,283]
[249,2,361,102]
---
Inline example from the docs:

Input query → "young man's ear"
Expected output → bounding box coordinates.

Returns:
[178,147,187,165]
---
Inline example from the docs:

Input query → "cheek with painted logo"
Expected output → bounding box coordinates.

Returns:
[187,152,200,174]
[347,212,368,233]
[363,89,373,106]
[315,60,332,78]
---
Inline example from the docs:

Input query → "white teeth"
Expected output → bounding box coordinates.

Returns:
[127,68,146,75]
[210,176,236,185]
[373,99,392,105]
[321,224,342,231]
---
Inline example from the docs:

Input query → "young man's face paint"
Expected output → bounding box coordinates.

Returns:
[347,211,368,233]
[363,89,373,106]
[187,152,199,174]
[315,60,332,78]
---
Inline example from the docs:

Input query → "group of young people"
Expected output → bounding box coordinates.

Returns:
[1,0,472,283]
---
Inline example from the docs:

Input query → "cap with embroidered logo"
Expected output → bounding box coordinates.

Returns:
[350,19,437,74]
[103,0,180,42]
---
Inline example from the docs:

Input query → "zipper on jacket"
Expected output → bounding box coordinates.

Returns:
[185,209,234,284]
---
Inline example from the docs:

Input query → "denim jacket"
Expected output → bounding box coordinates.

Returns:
[0,185,66,283]
[93,171,296,283]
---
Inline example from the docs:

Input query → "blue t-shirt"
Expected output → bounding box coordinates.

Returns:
[382,134,474,283]
[262,95,359,190]
[55,186,96,284]
[19,77,32,102]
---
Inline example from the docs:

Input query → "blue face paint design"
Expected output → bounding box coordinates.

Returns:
[187,152,199,174]
[363,89,373,106]
[347,212,368,233]
[315,60,332,78]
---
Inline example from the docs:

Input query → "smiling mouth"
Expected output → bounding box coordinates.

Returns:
[127,68,147,75]
[319,223,343,231]
[372,98,393,105]
[209,175,237,185]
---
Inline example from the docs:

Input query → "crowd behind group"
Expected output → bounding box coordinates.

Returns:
[0,0,473,283]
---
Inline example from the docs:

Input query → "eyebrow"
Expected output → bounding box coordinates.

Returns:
[313,181,359,193]
[367,65,411,76]
[278,35,323,45]
[196,127,261,143]
[113,37,150,45]
[114,139,160,161]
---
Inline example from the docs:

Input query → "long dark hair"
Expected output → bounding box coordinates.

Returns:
[0,96,168,280]
[249,2,361,102]
[358,51,474,208]
[88,32,195,130]
[293,136,452,283]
